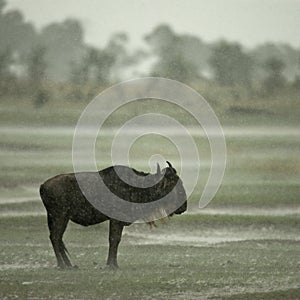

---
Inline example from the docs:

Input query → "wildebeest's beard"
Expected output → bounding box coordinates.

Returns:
[101,164,187,223]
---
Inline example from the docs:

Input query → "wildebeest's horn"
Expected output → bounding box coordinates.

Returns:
[166,161,173,169]
[157,163,161,175]
[166,161,176,173]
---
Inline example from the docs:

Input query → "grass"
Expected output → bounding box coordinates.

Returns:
[0,82,300,127]
[0,86,299,299]
[0,215,299,299]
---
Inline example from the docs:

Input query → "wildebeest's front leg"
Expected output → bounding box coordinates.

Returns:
[106,219,124,269]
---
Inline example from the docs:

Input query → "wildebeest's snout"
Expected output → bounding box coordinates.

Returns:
[173,182,187,215]
[175,202,187,214]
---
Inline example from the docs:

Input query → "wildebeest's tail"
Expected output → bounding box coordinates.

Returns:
[40,182,54,209]
[39,183,47,201]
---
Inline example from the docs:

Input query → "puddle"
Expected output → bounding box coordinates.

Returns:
[0,263,49,271]
[0,211,45,217]
[188,207,300,216]
[0,197,40,204]
[0,126,299,137]
[124,229,300,247]
[125,232,245,246]
[1,206,299,218]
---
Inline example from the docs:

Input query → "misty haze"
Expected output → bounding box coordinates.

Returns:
[0,0,299,299]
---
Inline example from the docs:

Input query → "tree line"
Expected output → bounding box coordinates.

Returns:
[1,0,300,106]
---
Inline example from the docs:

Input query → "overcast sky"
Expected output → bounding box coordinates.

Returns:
[6,0,300,49]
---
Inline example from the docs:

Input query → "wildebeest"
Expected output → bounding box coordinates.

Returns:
[40,161,187,269]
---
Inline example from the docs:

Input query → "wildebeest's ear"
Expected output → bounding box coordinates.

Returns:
[166,161,177,174]
[156,163,161,175]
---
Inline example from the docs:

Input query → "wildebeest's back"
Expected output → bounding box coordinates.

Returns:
[99,165,174,203]
[40,173,109,226]
[99,166,144,202]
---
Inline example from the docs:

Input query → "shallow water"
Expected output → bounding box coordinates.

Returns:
[125,225,300,247]
[0,263,49,271]
[189,207,300,216]
[0,196,40,204]
[1,190,300,218]
[1,125,299,137]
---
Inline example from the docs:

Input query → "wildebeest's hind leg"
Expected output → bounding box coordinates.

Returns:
[47,212,73,269]
[106,220,124,269]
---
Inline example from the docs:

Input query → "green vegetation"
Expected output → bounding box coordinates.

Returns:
[0,82,300,127]
[0,122,299,299]
[0,215,299,299]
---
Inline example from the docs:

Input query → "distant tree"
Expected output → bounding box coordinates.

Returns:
[0,47,15,95]
[0,48,13,78]
[106,33,128,62]
[71,46,115,85]
[105,32,146,81]
[0,1,37,59]
[250,43,299,81]
[151,50,199,83]
[209,41,253,87]
[70,60,89,85]
[292,56,300,89]
[0,0,37,81]
[262,57,286,95]
[292,75,300,89]
[0,0,5,12]
[27,45,47,82]
[40,19,86,81]
[88,47,115,84]
[145,24,175,56]
[27,45,49,107]
[179,34,211,77]
[145,24,202,83]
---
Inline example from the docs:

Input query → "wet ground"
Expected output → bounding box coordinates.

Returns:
[0,214,299,299]
[0,125,299,299]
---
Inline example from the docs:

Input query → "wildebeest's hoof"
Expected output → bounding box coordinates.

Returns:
[65,265,79,270]
[71,265,79,270]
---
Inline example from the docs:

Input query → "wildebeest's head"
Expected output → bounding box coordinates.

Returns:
[99,161,187,224]
[153,161,187,217]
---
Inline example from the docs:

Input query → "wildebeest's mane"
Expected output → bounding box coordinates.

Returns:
[98,165,180,204]
[132,168,149,176]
